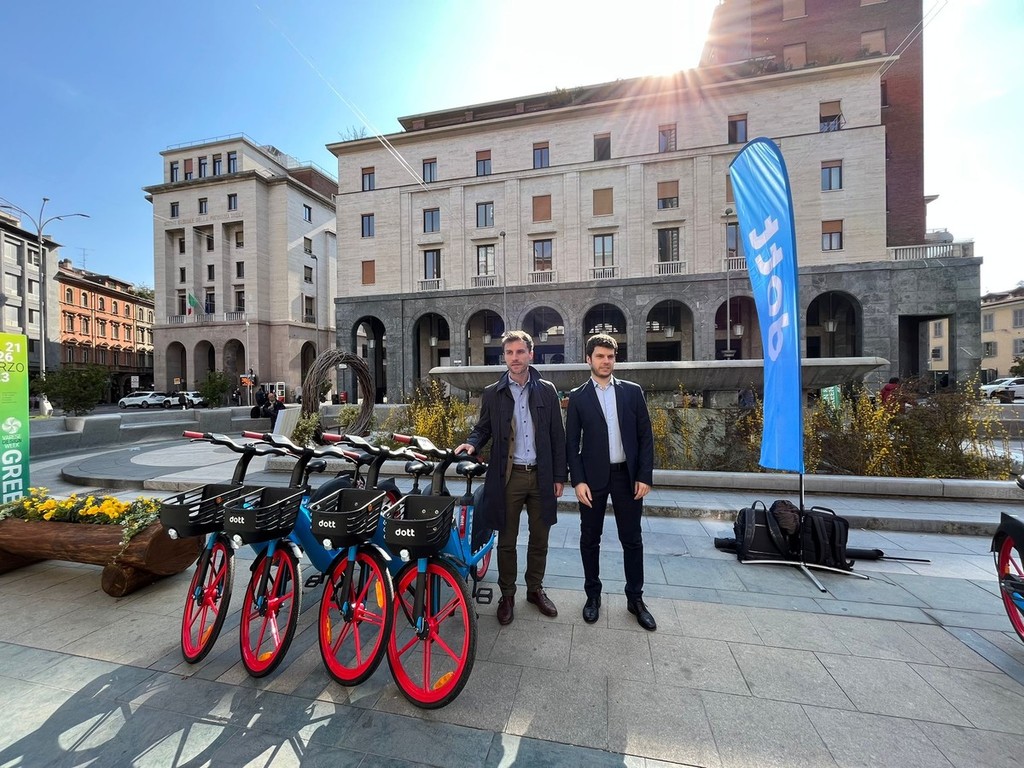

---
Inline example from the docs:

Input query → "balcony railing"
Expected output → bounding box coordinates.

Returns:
[529,269,556,284]
[303,314,316,324]
[418,278,444,291]
[166,312,249,325]
[722,255,746,271]
[590,265,619,280]
[472,274,498,288]
[654,260,687,276]
[888,242,974,261]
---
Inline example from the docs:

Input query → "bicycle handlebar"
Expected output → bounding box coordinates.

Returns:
[392,433,474,462]
[181,430,289,458]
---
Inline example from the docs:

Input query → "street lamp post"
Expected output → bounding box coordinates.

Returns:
[0,198,89,376]
[723,208,735,359]
[499,230,507,329]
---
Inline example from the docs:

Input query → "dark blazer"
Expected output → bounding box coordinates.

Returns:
[466,366,567,529]
[566,377,654,491]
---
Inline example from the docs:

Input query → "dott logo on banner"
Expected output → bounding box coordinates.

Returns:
[0,333,30,503]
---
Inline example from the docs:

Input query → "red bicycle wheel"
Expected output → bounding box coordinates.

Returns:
[997,535,1024,642]
[239,546,301,677]
[318,549,394,685]
[181,537,234,663]
[387,559,477,708]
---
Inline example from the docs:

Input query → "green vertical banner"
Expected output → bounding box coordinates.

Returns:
[0,333,30,502]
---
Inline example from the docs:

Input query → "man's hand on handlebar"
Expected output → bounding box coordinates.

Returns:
[454,443,475,456]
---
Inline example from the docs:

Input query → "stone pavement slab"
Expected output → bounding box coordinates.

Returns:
[5,441,1024,765]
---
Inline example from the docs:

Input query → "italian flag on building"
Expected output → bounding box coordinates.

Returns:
[187,292,202,315]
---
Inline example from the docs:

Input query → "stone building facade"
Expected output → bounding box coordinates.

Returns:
[144,135,336,399]
[55,259,155,401]
[0,210,60,376]
[326,0,978,402]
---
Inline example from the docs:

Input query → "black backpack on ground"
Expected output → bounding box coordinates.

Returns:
[799,506,853,570]
[733,501,793,561]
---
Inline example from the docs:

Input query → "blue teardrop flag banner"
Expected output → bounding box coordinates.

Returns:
[729,138,804,473]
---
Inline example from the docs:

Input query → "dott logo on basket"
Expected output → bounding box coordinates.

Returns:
[393,527,415,536]
[317,519,337,529]
[228,515,246,524]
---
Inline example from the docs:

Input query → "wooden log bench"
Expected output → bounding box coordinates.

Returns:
[0,519,201,597]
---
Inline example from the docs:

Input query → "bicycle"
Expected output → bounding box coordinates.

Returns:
[223,430,367,677]
[382,432,497,708]
[992,476,1024,643]
[159,431,291,663]
[240,431,414,684]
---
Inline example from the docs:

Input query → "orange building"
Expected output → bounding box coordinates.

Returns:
[56,259,155,402]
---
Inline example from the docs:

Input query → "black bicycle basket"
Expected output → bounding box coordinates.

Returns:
[384,496,455,561]
[308,487,386,549]
[159,483,247,538]
[221,487,304,545]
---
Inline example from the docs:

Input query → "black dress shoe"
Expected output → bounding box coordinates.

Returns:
[582,595,601,624]
[627,599,657,631]
[497,596,514,625]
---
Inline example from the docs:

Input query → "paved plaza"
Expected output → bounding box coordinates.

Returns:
[1,441,1023,767]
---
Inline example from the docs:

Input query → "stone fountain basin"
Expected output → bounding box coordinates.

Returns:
[430,357,888,396]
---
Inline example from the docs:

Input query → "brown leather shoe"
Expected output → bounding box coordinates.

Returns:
[497,595,514,625]
[526,589,558,617]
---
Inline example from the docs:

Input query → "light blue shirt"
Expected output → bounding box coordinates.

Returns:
[592,377,626,464]
[508,376,537,465]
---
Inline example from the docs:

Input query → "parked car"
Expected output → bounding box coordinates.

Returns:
[118,391,170,409]
[980,377,1022,398]
[992,379,1024,403]
[163,391,207,408]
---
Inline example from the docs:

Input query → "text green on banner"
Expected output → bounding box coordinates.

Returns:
[0,333,30,502]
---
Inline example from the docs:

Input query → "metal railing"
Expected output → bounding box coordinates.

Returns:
[418,278,444,291]
[888,242,974,261]
[722,255,746,271]
[529,270,556,284]
[166,312,250,325]
[654,260,687,276]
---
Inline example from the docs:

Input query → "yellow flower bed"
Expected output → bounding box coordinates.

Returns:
[0,487,161,546]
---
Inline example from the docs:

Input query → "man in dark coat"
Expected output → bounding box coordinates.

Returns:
[456,330,567,626]
[566,333,656,631]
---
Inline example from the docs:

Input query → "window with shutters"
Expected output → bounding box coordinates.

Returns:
[822,220,843,251]
[362,260,375,285]
[657,181,678,209]
[476,150,491,176]
[533,195,551,222]
[593,188,613,216]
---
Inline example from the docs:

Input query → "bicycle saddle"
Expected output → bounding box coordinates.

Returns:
[455,460,487,478]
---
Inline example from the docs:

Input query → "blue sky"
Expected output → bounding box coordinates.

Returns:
[2,0,1020,293]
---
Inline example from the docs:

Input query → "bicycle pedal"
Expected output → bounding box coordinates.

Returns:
[304,573,324,589]
[474,586,493,605]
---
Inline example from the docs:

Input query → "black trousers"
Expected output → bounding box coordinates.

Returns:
[579,465,644,602]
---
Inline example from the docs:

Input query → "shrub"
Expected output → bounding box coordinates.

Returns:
[39,365,110,416]
[198,370,232,409]
[382,380,474,449]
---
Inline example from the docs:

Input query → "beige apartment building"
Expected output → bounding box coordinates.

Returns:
[0,210,61,375]
[979,288,1024,380]
[144,135,336,399]
[327,47,978,401]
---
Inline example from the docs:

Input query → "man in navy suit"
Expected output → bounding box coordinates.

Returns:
[565,333,656,631]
